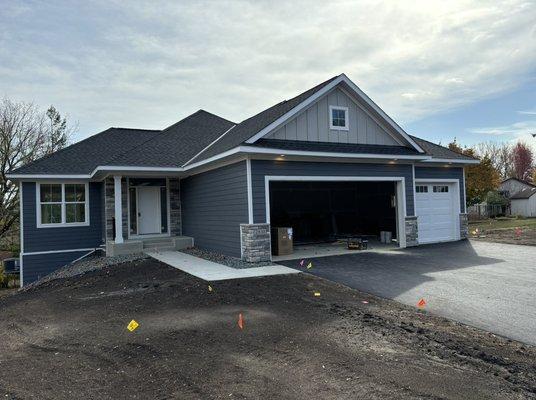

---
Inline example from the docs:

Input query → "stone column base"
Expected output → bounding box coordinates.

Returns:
[460,213,468,239]
[405,216,419,247]
[240,223,271,263]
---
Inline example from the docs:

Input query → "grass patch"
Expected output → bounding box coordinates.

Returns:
[469,217,536,232]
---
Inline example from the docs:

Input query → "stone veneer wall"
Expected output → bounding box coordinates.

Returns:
[105,178,128,241]
[169,179,181,236]
[240,223,271,263]
[460,213,468,239]
[405,216,419,247]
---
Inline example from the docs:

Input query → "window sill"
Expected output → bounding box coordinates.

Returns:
[36,222,90,229]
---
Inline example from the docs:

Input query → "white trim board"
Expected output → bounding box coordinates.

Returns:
[246,158,254,224]
[21,248,98,256]
[19,182,24,287]
[263,175,408,248]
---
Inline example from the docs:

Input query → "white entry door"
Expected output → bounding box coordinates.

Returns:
[415,183,457,244]
[137,187,161,235]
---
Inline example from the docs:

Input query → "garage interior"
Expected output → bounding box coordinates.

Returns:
[269,181,398,260]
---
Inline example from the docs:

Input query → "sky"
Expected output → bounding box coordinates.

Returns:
[1,0,535,151]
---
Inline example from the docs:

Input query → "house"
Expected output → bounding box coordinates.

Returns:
[510,187,536,217]
[7,74,478,285]
[499,178,536,217]
[499,178,536,199]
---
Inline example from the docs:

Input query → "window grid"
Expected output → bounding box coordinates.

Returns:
[416,185,428,193]
[329,106,349,130]
[38,183,88,226]
[433,185,449,193]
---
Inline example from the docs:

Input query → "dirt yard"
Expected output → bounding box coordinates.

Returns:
[0,258,535,399]
[470,218,536,246]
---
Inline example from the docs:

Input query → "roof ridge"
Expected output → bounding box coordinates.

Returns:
[104,110,234,167]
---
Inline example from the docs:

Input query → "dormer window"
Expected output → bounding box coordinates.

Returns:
[329,106,349,130]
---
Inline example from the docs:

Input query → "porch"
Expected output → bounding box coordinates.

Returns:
[104,175,188,256]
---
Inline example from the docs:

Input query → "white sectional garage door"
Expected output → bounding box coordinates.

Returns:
[415,183,457,244]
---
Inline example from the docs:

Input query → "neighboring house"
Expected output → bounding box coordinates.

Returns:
[7,74,478,285]
[510,187,536,217]
[499,178,536,199]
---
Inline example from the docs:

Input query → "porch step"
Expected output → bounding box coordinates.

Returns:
[143,245,176,252]
[142,239,174,250]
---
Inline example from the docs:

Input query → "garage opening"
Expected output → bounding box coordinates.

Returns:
[269,180,399,259]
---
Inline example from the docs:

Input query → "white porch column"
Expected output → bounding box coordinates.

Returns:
[114,175,123,243]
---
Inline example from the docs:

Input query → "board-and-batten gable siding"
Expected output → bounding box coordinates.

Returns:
[22,182,105,253]
[414,166,465,212]
[22,250,90,284]
[250,160,415,224]
[181,161,249,257]
[265,87,401,146]
[499,179,533,197]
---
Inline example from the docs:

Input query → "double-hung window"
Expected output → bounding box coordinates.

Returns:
[329,106,349,130]
[37,183,89,227]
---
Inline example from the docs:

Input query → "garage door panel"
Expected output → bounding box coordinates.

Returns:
[416,183,456,244]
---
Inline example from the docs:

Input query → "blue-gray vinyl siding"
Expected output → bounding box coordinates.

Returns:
[414,166,465,212]
[22,251,90,285]
[181,161,249,257]
[22,182,105,253]
[251,160,415,223]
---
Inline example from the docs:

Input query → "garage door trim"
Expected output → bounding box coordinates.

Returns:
[414,178,461,244]
[264,175,408,248]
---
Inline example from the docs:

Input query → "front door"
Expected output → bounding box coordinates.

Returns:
[137,186,161,235]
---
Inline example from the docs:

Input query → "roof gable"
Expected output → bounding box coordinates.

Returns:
[187,74,425,165]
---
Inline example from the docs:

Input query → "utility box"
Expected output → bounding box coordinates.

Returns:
[271,227,293,256]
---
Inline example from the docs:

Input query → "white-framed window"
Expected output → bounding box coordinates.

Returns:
[416,185,428,193]
[36,182,89,227]
[433,185,449,193]
[329,105,349,131]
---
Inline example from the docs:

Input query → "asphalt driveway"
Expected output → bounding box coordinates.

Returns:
[279,240,536,346]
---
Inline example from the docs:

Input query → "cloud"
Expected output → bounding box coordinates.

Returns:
[469,120,536,152]
[518,109,536,115]
[0,0,535,142]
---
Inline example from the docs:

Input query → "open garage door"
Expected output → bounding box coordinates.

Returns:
[269,181,397,245]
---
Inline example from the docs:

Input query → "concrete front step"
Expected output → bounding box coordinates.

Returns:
[106,236,194,256]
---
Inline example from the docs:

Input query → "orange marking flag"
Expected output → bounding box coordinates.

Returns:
[417,298,426,308]
[238,313,244,330]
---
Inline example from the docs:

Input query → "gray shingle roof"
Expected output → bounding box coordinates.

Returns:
[185,76,339,165]
[105,110,234,167]
[409,136,477,161]
[11,128,161,175]
[10,76,477,177]
[511,187,536,199]
[10,110,234,175]
[251,139,421,156]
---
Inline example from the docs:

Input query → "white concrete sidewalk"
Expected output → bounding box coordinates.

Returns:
[146,250,299,281]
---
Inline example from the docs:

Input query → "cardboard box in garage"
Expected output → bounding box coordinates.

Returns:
[271,227,293,256]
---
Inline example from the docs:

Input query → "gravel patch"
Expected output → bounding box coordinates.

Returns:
[22,250,148,291]
[181,247,275,269]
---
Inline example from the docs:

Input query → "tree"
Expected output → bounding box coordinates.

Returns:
[473,141,514,180]
[512,142,534,182]
[45,106,69,154]
[0,99,75,240]
[448,139,500,205]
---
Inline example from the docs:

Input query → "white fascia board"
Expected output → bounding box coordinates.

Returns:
[239,145,431,161]
[420,158,480,164]
[7,173,91,180]
[244,76,345,144]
